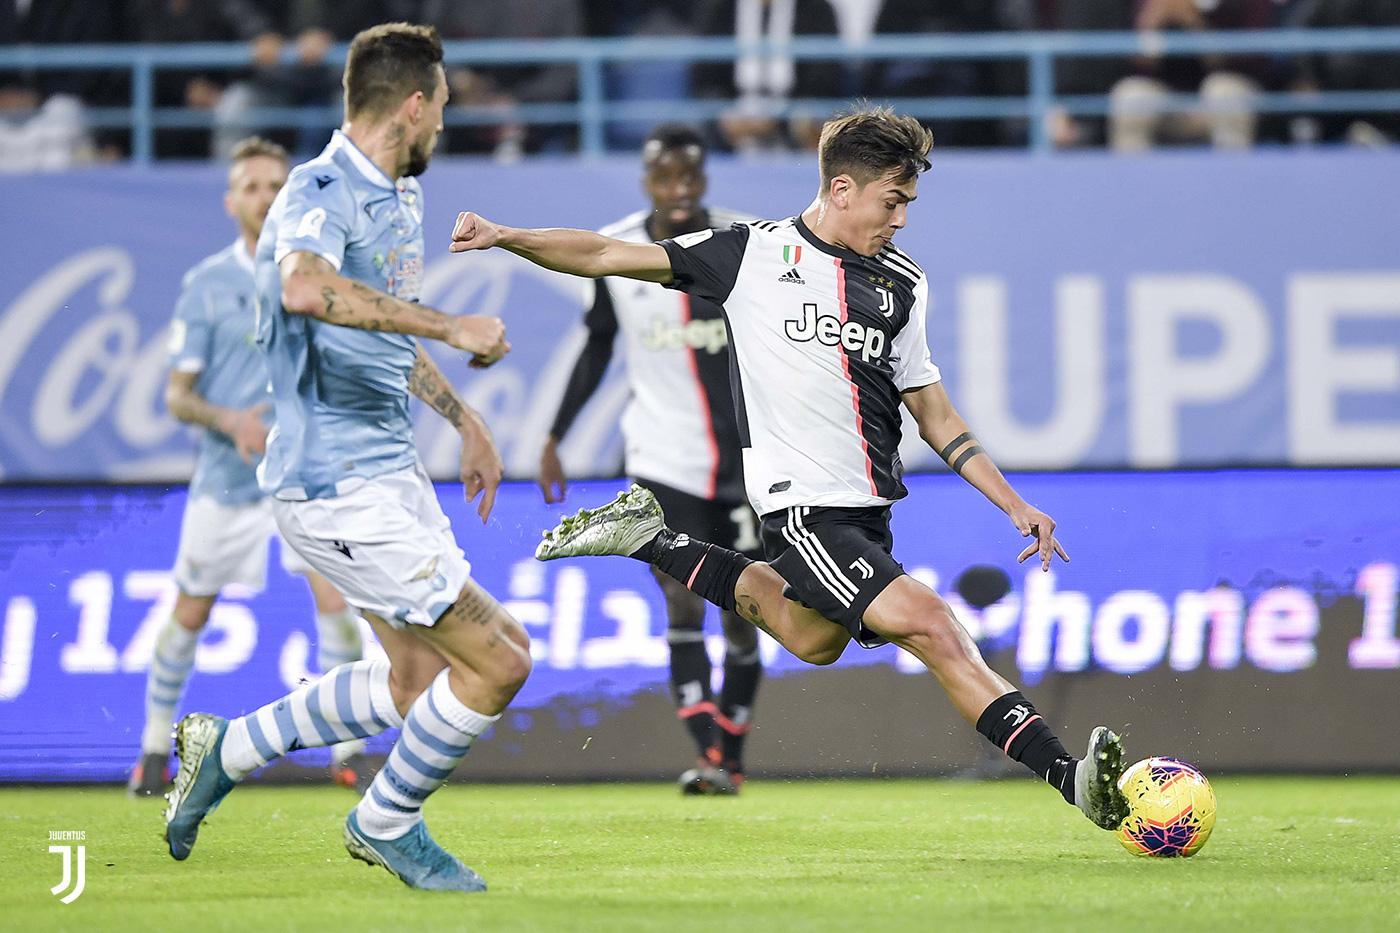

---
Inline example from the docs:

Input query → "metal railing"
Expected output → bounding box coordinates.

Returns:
[2,28,1399,161]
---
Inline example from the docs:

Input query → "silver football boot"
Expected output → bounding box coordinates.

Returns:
[1075,726,1130,830]
[535,484,666,561]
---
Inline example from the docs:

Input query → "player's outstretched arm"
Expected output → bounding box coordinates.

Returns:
[902,382,1069,571]
[540,282,620,504]
[408,344,504,522]
[279,251,511,364]
[448,211,674,283]
[165,371,268,464]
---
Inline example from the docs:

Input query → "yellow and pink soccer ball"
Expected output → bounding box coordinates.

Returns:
[1115,757,1217,858]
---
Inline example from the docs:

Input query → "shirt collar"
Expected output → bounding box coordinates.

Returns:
[232,238,255,274]
[794,213,865,263]
[326,129,396,190]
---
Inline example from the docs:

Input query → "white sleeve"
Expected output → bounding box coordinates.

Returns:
[892,277,941,391]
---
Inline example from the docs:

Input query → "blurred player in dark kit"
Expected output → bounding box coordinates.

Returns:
[539,124,760,793]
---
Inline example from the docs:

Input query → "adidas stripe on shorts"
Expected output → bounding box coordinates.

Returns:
[758,505,904,648]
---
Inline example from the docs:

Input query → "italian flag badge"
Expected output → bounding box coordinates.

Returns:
[782,245,802,265]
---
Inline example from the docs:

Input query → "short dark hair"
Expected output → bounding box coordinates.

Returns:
[642,123,707,163]
[817,104,933,189]
[343,22,443,120]
[228,135,288,166]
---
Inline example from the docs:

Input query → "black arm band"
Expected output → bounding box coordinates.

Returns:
[950,445,985,474]
[937,431,974,461]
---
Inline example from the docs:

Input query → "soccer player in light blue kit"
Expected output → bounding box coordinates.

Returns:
[132,136,369,797]
[163,24,527,893]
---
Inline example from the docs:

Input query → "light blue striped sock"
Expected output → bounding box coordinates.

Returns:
[354,669,499,840]
[314,609,368,765]
[141,619,199,754]
[219,659,402,780]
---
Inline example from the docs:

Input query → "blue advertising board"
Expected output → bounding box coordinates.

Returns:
[2,469,1397,781]
[1,150,1398,482]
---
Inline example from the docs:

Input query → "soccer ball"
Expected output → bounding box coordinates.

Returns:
[1114,757,1217,858]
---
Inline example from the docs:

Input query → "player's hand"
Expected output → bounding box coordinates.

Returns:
[449,212,503,253]
[223,402,270,464]
[460,424,504,523]
[1009,502,1069,572]
[538,437,567,504]
[445,314,510,366]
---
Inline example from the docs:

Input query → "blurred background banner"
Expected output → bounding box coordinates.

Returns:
[1,150,1397,483]
[2,469,1397,781]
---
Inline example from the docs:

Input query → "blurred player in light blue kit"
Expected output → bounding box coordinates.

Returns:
[163,23,526,893]
[131,137,369,798]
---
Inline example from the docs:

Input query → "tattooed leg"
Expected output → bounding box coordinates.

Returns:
[410,577,532,716]
[732,564,850,666]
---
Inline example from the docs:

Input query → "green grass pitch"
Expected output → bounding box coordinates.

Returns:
[3,777,1397,931]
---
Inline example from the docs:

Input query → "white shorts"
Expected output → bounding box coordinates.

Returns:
[271,464,471,629]
[173,496,313,597]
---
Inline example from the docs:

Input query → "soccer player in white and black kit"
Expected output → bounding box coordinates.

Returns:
[539,125,760,794]
[450,106,1130,832]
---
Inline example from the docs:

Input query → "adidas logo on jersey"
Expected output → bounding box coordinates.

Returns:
[784,302,887,363]
[777,268,805,285]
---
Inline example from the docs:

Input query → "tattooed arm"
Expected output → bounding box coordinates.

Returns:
[409,344,504,521]
[902,382,1068,570]
[278,251,510,365]
[166,371,269,464]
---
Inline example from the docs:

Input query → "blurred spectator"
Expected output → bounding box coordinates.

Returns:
[424,0,584,157]
[0,80,92,172]
[586,0,695,36]
[692,0,844,153]
[5,0,124,154]
[9,0,124,99]
[1286,0,1400,144]
[603,6,698,150]
[1108,0,1277,151]
[826,0,884,44]
[206,0,401,159]
[872,0,1003,148]
[287,0,427,37]
[1000,0,1134,148]
[125,0,277,158]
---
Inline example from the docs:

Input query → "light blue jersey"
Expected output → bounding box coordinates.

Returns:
[255,130,427,500]
[167,240,267,505]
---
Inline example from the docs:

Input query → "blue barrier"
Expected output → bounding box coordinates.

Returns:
[3,30,1400,159]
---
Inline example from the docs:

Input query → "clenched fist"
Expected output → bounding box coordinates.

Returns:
[445,314,510,367]
[449,211,503,252]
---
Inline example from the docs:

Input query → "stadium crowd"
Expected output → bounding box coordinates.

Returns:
[2,0,1398,167]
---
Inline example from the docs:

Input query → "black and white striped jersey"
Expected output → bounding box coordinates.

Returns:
[659,215,941,517]
[549,207,752,502]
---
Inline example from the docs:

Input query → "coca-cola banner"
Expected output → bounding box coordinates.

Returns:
[1,151,1398,481]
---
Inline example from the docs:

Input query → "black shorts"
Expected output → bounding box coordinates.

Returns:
[634,477,763,559]
[759,505,904,648]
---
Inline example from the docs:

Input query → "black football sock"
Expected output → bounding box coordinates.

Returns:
[976,691,1078,805]
[716,637,762,772]
[633,529,751,613]
[668,626,718,758]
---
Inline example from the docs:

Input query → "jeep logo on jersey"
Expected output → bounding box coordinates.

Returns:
[783,303,886,363]
[640,316,728,355]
